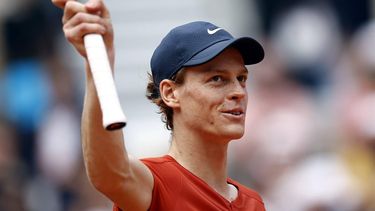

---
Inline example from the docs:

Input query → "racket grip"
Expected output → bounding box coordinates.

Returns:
[84,34,127,130]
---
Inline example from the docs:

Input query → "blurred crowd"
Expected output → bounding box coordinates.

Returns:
[0,0,375,210]
[230,0,375,210]
[0,0,111,210]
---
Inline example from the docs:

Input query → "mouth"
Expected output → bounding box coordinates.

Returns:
[222,109,245,117]
[224,111,243,116]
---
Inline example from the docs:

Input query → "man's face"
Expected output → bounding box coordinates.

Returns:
[175,48,248,141]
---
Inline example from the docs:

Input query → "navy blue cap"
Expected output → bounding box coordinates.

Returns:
[150,21,264,87]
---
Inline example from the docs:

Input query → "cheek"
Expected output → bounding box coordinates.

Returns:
[184,90,209,110]
[181,88,222,119]
[190,89,223,110]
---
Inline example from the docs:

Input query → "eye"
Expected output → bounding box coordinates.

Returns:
[211,75,223,82]
[237,75,247,83]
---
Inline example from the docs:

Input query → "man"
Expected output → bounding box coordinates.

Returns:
[53,0,265,210]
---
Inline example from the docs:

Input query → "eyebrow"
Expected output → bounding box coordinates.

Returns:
[207,68,248,75]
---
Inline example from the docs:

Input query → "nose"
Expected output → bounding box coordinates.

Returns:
[228,80,247,101]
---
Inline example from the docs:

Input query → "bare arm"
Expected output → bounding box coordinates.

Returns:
[53,0,153,209]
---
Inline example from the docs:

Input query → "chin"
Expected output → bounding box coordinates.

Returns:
[230,132,245,140]
[220,126,245,140]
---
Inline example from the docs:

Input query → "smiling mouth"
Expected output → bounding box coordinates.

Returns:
[223,111,244,116]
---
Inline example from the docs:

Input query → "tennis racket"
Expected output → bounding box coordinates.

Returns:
[84,34,127,130]
[52,0,127,130]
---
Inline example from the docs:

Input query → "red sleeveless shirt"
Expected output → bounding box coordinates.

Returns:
[113,155,265,211]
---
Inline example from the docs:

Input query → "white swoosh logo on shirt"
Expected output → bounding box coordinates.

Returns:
[207,27,223,35]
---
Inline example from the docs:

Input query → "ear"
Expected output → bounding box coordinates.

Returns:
[159,79,180,109]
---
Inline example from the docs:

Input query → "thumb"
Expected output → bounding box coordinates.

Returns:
[85,0,110,18]
[51,0,75,9]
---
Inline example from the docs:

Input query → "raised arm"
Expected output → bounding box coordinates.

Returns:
[52,0,153,209]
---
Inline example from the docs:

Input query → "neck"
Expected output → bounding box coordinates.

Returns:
[168,127,230,195]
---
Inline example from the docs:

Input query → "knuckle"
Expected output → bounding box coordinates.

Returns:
[95,15,103,23]
[64,30,78,43]
[65,1,74,8]
[80,23,102,34]
[75,12,85,22]
[65,32,74,43]
[63,25,69,34]
[96,25,105,34]
[79,24,89,32]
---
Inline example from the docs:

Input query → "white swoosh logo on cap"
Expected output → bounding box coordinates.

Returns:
[207,27,223,35]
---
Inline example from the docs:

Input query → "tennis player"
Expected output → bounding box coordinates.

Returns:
[54,0,266,210]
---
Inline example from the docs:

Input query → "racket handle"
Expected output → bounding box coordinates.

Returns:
[84,34,126,130]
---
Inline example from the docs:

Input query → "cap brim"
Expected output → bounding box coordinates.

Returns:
[183,37,264,66]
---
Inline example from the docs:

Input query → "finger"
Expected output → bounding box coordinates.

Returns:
[51,0,68,9]
[62,1,86,25]
[85,0,111,19]
[64,12,106,30]
[64,12,113,44]
[64,22,106,43]
[64,22,106,57]
[75,45,87,57]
